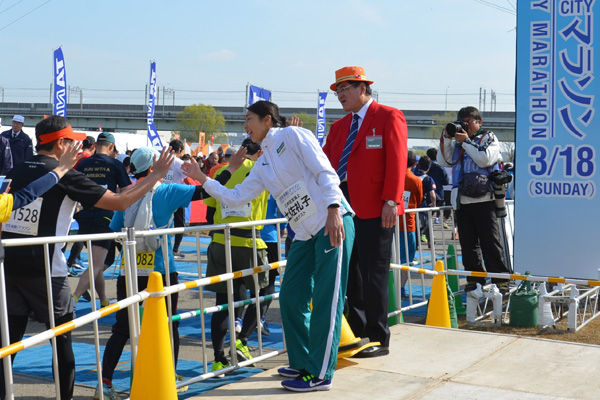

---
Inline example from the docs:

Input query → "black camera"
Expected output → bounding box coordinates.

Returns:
[445,120,468,137]
[488,170,513,218]
[489,170,513,185]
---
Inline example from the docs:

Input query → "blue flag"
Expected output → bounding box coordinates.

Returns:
[248,85,272,106]
[53,47,67,117]
[316,92,328,146]
[147,61,163,150]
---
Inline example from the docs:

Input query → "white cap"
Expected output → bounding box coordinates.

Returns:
[12,115,24,123]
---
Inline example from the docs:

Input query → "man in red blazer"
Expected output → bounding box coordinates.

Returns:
[323,66,407,357]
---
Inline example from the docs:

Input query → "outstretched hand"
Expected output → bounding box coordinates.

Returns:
[152,146,175,178]
[227,146,247,172]
[290,115,303,127]
[59,141,83,170]
[53,141,84,179]
[181,157,208,184]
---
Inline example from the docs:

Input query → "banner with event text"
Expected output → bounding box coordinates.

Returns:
[515,0,600,279]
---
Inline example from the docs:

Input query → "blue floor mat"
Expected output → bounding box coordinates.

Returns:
[13,340,263,397]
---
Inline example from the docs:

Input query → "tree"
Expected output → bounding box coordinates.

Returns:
[174,104,227,143]
[425,111,456,140]
[500,141,515,162]
[296,112,317,134]
[296,112,332,137]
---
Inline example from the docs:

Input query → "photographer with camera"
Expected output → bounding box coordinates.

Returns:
[437,106,510,293]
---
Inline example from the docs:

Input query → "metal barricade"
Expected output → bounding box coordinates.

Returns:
[0,217,287,400]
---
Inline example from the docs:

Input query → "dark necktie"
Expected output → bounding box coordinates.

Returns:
[336,113,360,181]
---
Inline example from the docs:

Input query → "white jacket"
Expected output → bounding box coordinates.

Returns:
[437,131,503,209]
[203,126,353,241]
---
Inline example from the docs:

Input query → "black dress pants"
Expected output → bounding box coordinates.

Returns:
[346,217,394,348]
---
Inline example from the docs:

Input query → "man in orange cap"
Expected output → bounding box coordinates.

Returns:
[323,66,407,357]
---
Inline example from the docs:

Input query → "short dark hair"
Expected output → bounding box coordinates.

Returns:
[458,106,482,122]
[241,138,261,155]
[362,82,372,96]
[407,151,417,168]
[426,147,437,160]
[82,136,96,150]
[418,155,431,171]
[169,139,184,153]
[35,115,71,152]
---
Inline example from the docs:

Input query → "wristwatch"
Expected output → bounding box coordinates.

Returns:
[386,200,397,207]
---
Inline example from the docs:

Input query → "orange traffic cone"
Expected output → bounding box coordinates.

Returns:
[337,314,380,358]
[425,260,451,328]
[130,272,177,400]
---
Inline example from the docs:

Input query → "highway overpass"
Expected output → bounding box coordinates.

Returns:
[0,102,515,142]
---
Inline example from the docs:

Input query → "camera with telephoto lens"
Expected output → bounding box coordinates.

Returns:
[445,119,468,137]
[489,170,513,218]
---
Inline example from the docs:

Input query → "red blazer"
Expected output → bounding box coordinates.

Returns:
[323,101,408,219]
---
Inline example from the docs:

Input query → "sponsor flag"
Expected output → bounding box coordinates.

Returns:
[247,84,272,106]
[146,61,163,150]
[53,47,67,117]
[316,91,328,145]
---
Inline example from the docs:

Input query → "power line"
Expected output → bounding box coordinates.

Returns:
[0,0,24,15]
[0,0,52,31]
[473,0,516,15]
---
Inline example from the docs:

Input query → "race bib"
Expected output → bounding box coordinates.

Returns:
[163,170,174,183]
[120,252,155,276]
[277,180,317,227]
[3,197,43,236]
[221,202,252,218]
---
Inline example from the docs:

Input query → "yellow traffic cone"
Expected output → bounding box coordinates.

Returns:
[425,260,451,328]
[337,314,380,358]
[130,272,177,400]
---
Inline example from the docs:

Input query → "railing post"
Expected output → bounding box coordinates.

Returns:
[124,227,141,373]
[0,256,15,400]
[224,227,237,365]
[42,243,61,399]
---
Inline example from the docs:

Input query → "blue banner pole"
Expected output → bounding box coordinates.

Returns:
[146,61,163,150]
[316,91,328,146]
[53,47,67,117]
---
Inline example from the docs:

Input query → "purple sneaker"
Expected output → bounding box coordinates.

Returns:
[281,370,332,392]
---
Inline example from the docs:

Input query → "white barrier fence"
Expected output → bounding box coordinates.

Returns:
[0,218,288,400]
[0,202,522,399]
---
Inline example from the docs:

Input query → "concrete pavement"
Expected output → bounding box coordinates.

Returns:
[191,323,598,400]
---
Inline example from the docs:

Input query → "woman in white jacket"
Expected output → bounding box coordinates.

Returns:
[182,100,354,392]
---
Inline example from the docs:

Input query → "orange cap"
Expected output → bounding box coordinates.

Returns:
[330,66,374,91]
[37,125,87,145]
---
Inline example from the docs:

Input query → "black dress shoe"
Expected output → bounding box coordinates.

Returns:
[351,345,389,358]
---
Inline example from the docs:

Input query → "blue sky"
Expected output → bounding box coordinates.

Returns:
[2,0,517,111]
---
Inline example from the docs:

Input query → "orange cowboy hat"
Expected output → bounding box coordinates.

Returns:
[330,66,374,91]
